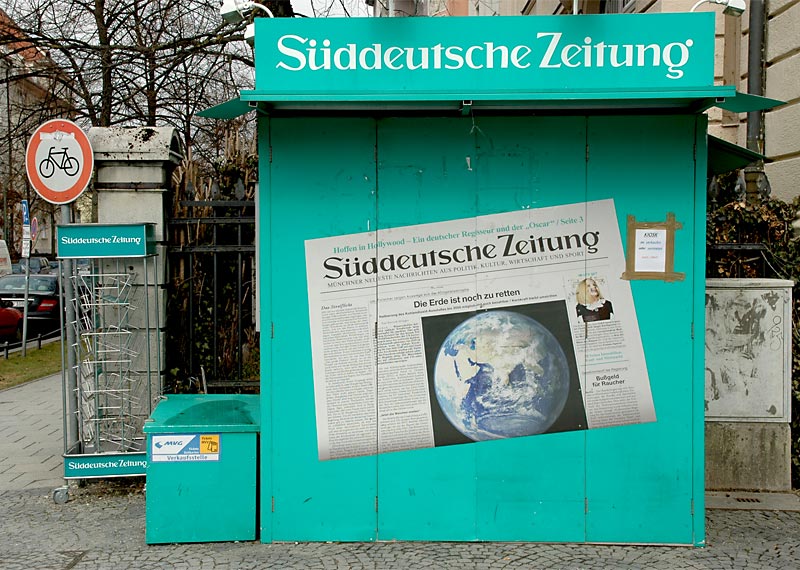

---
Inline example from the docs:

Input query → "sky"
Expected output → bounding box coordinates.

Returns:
[292,0,373,18]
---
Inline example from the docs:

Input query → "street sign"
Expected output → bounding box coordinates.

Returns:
[21,200,31,241]
[21,239,30,259]
[25,119,94,205]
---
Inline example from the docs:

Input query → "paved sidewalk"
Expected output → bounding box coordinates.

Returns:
[0,372,64,493]
[2,374,800,569]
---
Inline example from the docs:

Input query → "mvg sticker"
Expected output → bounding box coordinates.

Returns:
[151,434,220,462]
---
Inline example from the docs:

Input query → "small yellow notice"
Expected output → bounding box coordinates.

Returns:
[200,435,220,454]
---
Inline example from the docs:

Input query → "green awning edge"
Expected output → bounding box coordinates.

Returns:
[707,135,764,176]
[197,98,253,120]
[199,90,782,120]
[714,92,785,113]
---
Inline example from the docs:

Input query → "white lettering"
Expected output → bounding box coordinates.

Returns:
[334,45,357,70]
[485,42,509,69]
[405,47,428,70]
[510,45,532,69]
[444,45,464,70]
[272,33,695,79]
[384,46,405,70]
[561,44,583,68]
[537,32,562,69]
[663,39,693,79]
[276,34,307,71]
[359,44,382,70]
[465,45,483,69]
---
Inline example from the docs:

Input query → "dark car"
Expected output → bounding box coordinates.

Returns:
[0,274,61,334]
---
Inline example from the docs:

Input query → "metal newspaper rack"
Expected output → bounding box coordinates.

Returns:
[54,224,161,503]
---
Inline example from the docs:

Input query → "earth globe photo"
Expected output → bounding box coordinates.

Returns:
[433,310,571,442]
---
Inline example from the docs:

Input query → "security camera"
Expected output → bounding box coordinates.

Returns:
[220,0,274,24]
[221,0,245,24]
[690,0,746,16]
[722,0,746,16]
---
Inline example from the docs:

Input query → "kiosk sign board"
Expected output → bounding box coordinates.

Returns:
[57,223,156,259]
[252,14,715,101]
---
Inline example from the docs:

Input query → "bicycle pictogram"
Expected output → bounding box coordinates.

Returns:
[38,146,80,179]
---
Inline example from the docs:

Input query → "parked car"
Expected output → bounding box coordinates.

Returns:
[0,274,61,335]
[0,300,22,341]
[17,257,52,274]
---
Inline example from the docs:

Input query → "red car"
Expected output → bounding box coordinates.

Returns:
[0,300,23,340]
[0,275,60,336]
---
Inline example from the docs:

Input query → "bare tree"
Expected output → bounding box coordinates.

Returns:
[2,0,258,127]
[0,1,296,232]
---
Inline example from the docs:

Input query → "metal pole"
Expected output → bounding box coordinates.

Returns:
[21,258,30,356]
[143,256,153,414]
[153,254,163,396]
[61,204,80,453]
[4,65,10,241]
[746,0,765,153]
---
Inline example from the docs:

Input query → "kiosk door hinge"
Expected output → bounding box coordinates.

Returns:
[691,321,694,340]
[584,498,589,514]
[691,498,694,515]
[375,321,378,338]
[375,496,379,511]
[272,496,275,512]
[271,322,275,339]
[585,143,590,162]
[269,146,273,163]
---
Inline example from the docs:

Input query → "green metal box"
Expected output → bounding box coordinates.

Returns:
[143,395,260,544]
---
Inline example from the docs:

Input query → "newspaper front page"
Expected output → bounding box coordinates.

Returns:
[305,199,655,461]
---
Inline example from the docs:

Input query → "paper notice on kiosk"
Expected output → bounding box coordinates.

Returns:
[305,199,655,461]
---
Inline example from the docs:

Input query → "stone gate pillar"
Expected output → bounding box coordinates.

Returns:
[87,127,183,396]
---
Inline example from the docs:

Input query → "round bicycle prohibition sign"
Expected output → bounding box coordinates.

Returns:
[26,119,93,205]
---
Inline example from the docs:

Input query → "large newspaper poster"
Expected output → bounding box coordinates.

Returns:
[305,199,655,461]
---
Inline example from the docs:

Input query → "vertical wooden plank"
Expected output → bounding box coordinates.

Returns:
[375,118,479,541]
[472,116,588,542]
[258,116,273,543]
[269,117,378,541]
[585,115,697,544]
[692,114,708,547]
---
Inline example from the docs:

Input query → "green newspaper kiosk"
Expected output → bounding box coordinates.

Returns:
[202,12,777,545]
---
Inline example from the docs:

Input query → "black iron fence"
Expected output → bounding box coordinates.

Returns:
[165,199,258,393]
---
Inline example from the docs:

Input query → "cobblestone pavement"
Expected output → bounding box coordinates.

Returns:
[3,375,800,569]
[2,482,799,570]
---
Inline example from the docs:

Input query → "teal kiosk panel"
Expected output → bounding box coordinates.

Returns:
[241,13,766,545]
